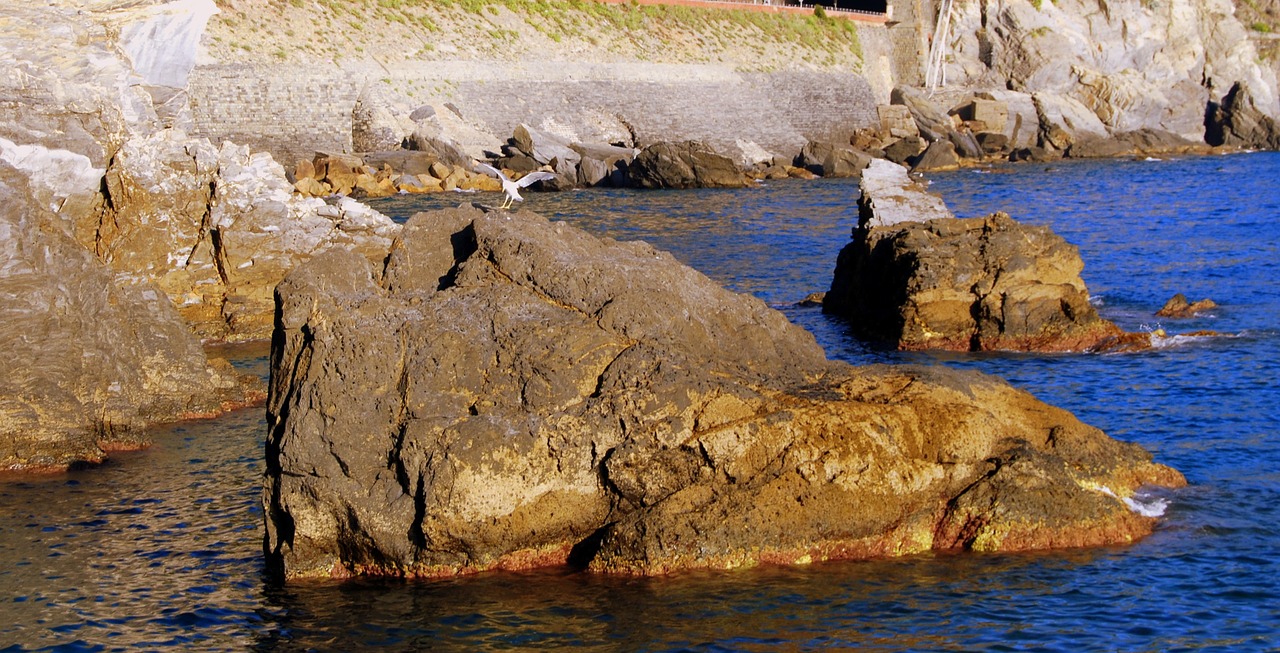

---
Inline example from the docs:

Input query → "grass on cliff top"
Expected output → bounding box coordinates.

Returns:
[243,0,862,69]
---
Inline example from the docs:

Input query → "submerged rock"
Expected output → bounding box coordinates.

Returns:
[0,163,257,472]
[1156,293,1219,318]
[264,203,1183,580]
[825,160,1122,351]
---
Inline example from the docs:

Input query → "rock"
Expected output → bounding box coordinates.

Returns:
[405,130,472,168]
[976,132,1012,155]
[826,161,1123,352]
[571,142,635,187]
[360,151,444,178]
[939,0,1278,143]
[1156,293,1219,318]
[628,141,752,189]
[912,140,961,171]
[1206,81,1280,149]
[882,136,927,165]
[856,160,954,228]
[891,86,954,143]
[263,203,1184,580]
[877,104,919,138]
[1034,93,1110,152]
[976,90,1040,150]
[88,131,402,341]
[947,129,985,159]
[0,162,257,472]
[294,176,331,196]
[1010,146,1063,163]
[1067,138,1135,159]
[798,141,873,177]
[954,98,1009,134]
[512,124,582,172]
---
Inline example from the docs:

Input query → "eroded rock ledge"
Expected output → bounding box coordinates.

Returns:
[264,204,1183,580]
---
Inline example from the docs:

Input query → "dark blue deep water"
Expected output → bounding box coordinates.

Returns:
[2,153,1278,651]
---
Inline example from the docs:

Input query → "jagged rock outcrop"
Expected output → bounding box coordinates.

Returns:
[264,203,1184,580]
[825,160,1123,351]
[0,162,256,472]
[940,0,1280,144]
[1206,81,1280,149]
[89,129,402,341]
[628,141,753,189]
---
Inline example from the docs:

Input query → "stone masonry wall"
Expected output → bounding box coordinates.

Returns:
[189,45,891,165]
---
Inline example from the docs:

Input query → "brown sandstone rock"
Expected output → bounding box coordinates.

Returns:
[825,160,1122,351]
[1156,293,1219,318]
[0,162,258,472]
[264,203,1183,580]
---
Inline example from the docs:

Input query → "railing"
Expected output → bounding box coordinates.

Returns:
[594,0,889,23]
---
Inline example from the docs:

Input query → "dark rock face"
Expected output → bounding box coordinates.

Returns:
[1206,81,1280,149]
[826,161,1121,351]
[0,163,256,471]
[628,141,752,189]
[264,203,1183,580]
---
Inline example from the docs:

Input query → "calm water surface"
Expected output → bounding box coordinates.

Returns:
[3,154,1278,651]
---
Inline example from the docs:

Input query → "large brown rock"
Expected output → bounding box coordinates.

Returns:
[628,141,752,189]
[0,163,256,472]
[825,160,1122,351]
[263,203,1183,580]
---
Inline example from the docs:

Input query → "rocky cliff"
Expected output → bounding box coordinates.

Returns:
[933,0,1279,144]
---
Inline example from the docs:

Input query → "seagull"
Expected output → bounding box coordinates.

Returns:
[474,162,558,209]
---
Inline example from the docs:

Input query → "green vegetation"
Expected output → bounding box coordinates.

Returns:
[1252,21,1273,33]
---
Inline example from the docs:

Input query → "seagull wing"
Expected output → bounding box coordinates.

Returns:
[474,162,507,180]
[515,171,558,188]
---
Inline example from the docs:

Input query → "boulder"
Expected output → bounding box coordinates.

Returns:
[572,142,635,187]
[825,160,1124,352]
[976,90,1040,150]
[877,104,918,138]
[628,141,752,189]
[891,86,954,143]
[798,141,873,177]
[976,132,1012,155]
[511,124,582,175]
[882,136,927,165]
[911,140,962,172]
[1156,293,1219,318]
[0,162,256,472]
[359,151,443,178]
[263,203,1184,580]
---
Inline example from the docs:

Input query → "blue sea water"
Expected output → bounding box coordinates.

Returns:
[2,153,1278,651]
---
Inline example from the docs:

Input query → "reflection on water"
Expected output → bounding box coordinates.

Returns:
[3,155,1280,650]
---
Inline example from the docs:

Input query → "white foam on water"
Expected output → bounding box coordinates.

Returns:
[1123,493,1170,518]
[1090,485,1169,517]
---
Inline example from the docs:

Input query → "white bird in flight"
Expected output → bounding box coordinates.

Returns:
[474,162,558,209]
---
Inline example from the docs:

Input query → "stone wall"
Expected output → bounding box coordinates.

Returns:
[189,56,890,165]
[188,64,357,160]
